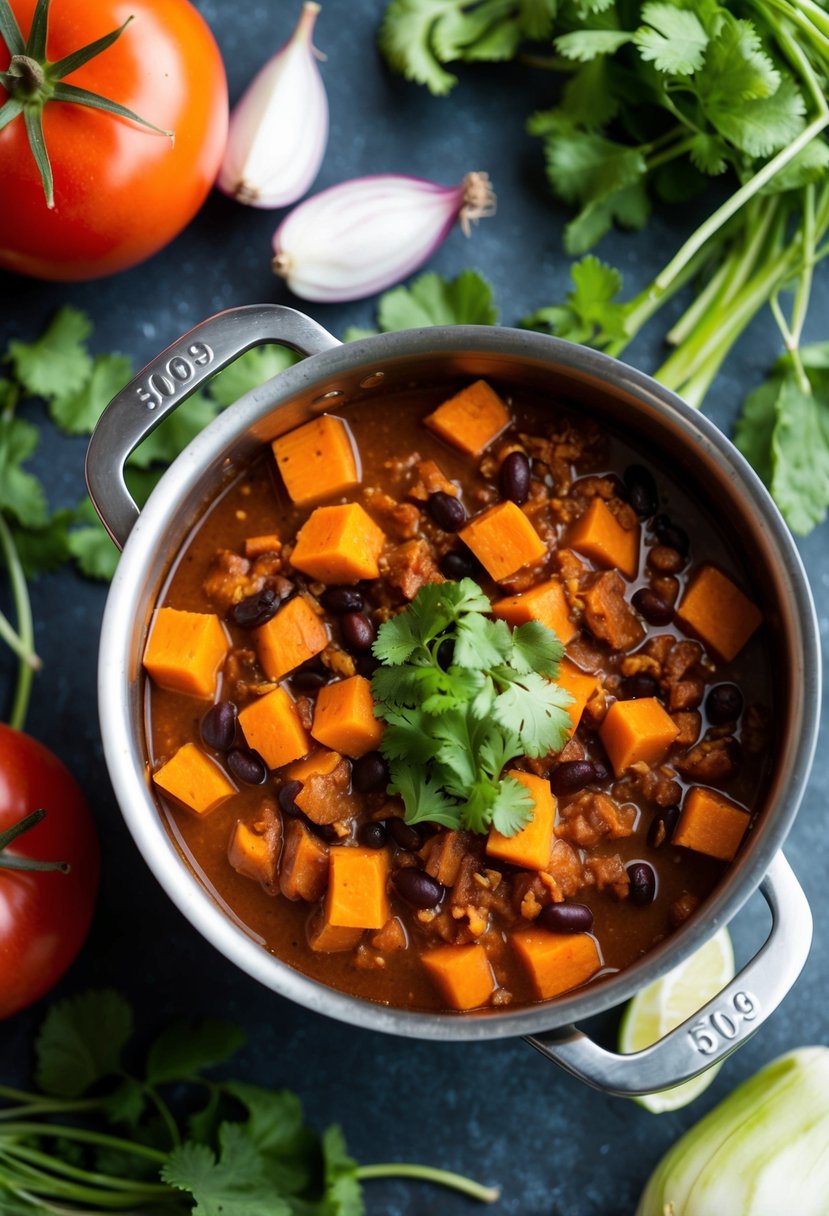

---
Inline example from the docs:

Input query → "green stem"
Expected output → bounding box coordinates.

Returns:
[0,609,40,671]
[0,512,36,729]
[0,1124,167,1166]
[645,134,698,171]
[142,1085,181,1151]
[625,112,829,335]
[791,183,816,349]
[751,0,829,59]
[357,1162,500,1204]
[2,1143,171,1197]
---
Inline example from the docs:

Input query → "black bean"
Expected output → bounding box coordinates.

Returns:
[632,587,674,626]
[538,902,594,934]
[277,779,303,816]
[619,672,661,700]
[499,451,531,505]
[323,586,364,614]
[439,550,481,581]
[200,701,237,751]
[550,760,596,797]
[627,861,657,906]
[648,806,680,849]
[290,668,329,693]
[624,465,658,517]
[591,760,609,783]
[388,817,422,851]
[437,637,455,668]
[355,653,380,679]
[358,820,388,849]
[653,514,690,556]
[427,491,466,532]
[227,746,268,785]
[393,867,445,909]
[230,586,281,629]
[706,683,744,725]
[314,822,339,843]
[341,612,376,652]
[352,751,389,793]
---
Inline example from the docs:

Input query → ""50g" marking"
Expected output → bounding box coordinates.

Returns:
[136,341,214,410]
[688,991,759,1056]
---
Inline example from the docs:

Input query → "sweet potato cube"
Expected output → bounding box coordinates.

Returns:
[674,787,751,861]
[511,928,601,999]
[325,846,390,929]
[244,532,281,559]
[459,501,546,582]
[491,578,577,644]
[272,415,359,506]
[423,380,509,456]
[286,748,342,784]
[311,675,383,757]
[143,607,229,699]
[421,943,496,1010]
[152,743,235,816]
[280,818,329,901]
[307,914,363,953]
[238,687,310,770]
[599,696,680,776]
[557,659,599,739]
[227,817,280,893]
[568,498,639,580]
[254,594,328,681]
[675,564,762,662]
[487,770,556,871]
[290,503,387,583]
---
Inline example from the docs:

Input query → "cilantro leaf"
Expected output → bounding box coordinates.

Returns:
[509,619,564,675]
[35,990,133,1098]
[162,1123,292,1216]
[48,352,132,435]
[0,416,49,527]
[321,1125,364,1216]
[490,774,535,835]
[695,14,780,105]
[634,3,708,76]
[145,1019,246,1086]
[522,254,627,345]
[709,76,805,158]
[769,375,829,534]
[689,132,729,176]
[544,129,647,209]
[346,270,498,340]
[564,178,650,253]
[10,509,73,578]
[378,0,465,95]
[222,1083,315,1196]
[492,669,573,756]
[453,612,511,669]
[554,29,633,62]
[457,778,498,834]
[5,306,93,402]
[388,765,462,827]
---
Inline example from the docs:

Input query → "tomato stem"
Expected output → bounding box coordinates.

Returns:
[0,809,70,873]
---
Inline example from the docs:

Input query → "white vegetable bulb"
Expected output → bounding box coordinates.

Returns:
[218,2,328,209]
[636,1047,829,1216]
[272,172,496,302]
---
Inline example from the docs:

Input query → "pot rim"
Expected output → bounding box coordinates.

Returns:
[97,321,822,1042]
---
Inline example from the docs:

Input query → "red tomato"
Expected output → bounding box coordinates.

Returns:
[0,725,100,1019]
[0,0,228,281]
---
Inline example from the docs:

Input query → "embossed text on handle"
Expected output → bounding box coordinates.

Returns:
[136,341,214,410]
[688,990,760,1056]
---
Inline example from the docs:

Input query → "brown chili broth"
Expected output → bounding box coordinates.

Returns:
[146,384,775,1012]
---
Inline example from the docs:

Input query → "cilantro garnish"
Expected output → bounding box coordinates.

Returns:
[372,579,572,836]
[0,988,498,1212]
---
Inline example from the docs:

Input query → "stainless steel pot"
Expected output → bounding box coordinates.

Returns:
[86,304,821,1096]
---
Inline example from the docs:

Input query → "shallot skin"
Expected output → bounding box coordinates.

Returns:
[272,172,496,302]
[218,2,328,209]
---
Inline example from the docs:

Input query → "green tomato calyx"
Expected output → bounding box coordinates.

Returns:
[0,0,173,208]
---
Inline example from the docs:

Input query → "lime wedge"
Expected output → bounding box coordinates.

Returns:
[618,926,735,1113]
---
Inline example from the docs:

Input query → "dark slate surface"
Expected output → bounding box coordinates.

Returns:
[0,3,827,1213]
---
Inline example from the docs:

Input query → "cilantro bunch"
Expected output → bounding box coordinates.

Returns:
[378,0,829,533]
[372,579,572,836]
[0,989,497,1214]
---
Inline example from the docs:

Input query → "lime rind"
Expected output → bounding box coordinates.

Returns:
[618,927,735,1113]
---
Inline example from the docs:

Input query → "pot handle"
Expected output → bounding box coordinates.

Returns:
[525,851,811,1096]
[85,303,340,550]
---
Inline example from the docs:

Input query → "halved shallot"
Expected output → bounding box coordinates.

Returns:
[218,2,328,209]
[272,172,496,302]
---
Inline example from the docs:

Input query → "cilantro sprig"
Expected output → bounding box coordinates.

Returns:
[0,989,499,1213]
[372,579,572,836]
[377,1,829,533]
